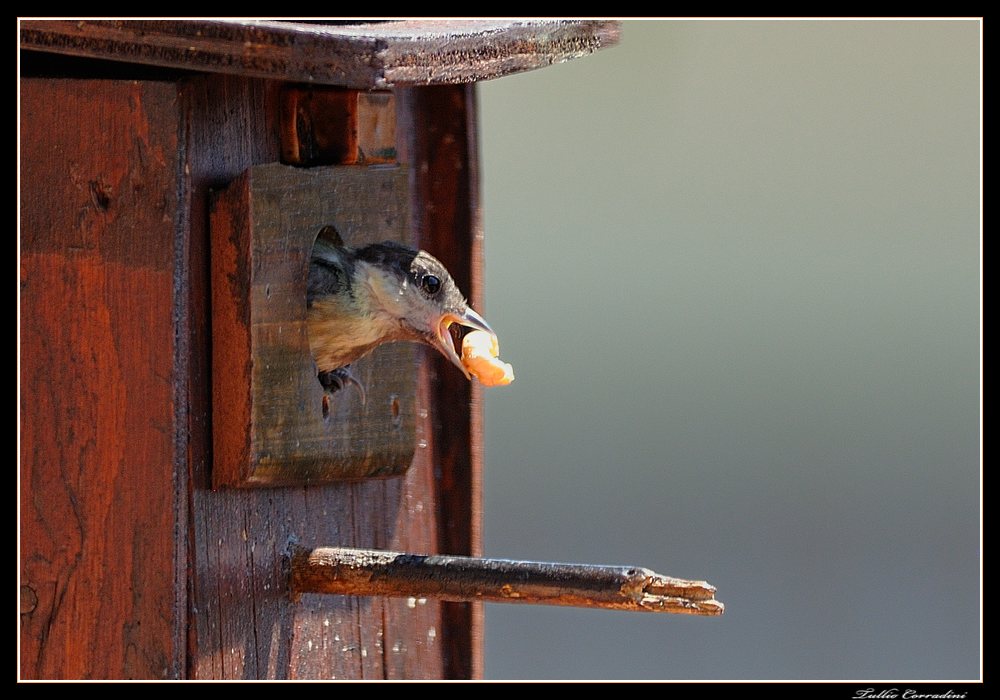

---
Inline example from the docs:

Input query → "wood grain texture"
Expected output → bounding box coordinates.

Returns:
[184,75,476,678]
[280,88,397,166]
[20,79,185,679]
[280,87,357,166]
[211,163,418,486]
[396,84,485,679]
[21,19,619,89]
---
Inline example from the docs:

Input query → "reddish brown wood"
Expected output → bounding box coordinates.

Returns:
[280,87,359,166]
[280,87,397,166]
[20,79,186,679]
[396,84,485,679]
[208,168,253,485]
[21,20,619,89]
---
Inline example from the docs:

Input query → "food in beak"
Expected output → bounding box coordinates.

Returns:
[461,330,515,387]
[434,308,497,380]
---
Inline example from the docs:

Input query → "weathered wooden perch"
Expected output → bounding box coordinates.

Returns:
[291,547,724,616]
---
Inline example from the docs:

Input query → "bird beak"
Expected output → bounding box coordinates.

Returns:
[434,307,496,379]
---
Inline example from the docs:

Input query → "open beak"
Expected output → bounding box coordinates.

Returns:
[432,307,496,379]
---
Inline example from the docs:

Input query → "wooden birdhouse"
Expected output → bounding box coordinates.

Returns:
[20,20,719,680]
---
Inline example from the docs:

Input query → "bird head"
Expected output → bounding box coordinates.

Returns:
[352,242,495,378]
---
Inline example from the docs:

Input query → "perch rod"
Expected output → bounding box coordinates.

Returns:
[291,547,723,616]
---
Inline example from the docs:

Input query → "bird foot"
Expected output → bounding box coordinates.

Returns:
[318,366,367,405]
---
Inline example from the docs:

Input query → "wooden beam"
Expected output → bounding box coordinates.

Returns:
[396,83,485,678]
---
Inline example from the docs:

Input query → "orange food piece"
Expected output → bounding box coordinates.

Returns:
[461,330,514,387]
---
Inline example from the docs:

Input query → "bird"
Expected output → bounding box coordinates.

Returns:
[307,225,495,400]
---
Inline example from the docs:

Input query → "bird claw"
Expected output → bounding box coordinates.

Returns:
[318,366,367,405]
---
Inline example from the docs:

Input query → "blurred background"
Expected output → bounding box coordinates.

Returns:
[476,20,980,680]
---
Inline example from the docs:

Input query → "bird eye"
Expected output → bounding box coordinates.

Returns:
[421,275,441,295]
